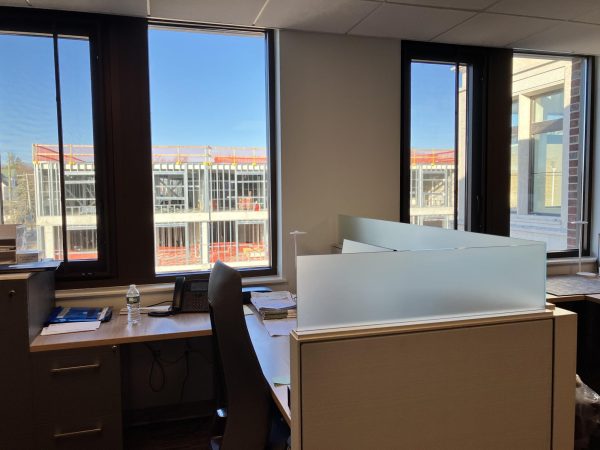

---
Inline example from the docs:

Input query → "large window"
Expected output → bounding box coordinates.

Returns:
[148,27,272,274]
[0,28,106,272]
[407,62,465,230]
[0,10,276,287]
[510,54,590,254]
[403,44,592,255]
[402,43,483,231]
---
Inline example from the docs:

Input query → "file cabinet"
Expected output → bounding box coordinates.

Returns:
[0,270,55,449]
[31,345,122,449]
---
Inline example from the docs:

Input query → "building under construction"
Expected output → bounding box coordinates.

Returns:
[33,144,270,273]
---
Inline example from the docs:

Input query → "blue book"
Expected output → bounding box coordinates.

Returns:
[46,306,112,324]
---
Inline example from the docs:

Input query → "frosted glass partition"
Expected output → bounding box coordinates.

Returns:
[342,239,395,254]
[296,215,547,331]
[339,214,535,251]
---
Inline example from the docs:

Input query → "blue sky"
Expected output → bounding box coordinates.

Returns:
[148,28,267,148]
[0,28,268,163]
[411,62,456,150]
[0,30,456,163]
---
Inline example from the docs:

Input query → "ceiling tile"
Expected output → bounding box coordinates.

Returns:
[572,6,600,25]
[511,21,600,55]
[489,0,598,20]
[386,0,498,10]
[349,3,475,40]
[150,0,266,25]
[255,0,379,34]
[433,13,558,47]
[31,0,147,16]
[0,1,30,7]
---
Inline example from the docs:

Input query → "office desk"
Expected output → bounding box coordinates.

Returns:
[30,313,213,352]
[546,281,600,403]
[547,274,600,299]
[244,312,291,425]
[29,309,292,447]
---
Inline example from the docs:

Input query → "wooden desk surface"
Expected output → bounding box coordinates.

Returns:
[245,311,292,425]
[29,308,293,425]
[30,313,213,352]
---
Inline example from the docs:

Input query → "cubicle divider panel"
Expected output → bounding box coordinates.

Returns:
[290,331,302,450]
[294,318,554,450]
[338,214,538,251]
[552,309,577,449]
[297,243,546,331]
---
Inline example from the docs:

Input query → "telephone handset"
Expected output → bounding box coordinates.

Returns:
[149,276,209,317]
[170,276,185,313]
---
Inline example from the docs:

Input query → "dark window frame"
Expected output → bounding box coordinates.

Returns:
[0,8,114,280]
[0,9,279,289]
[402,42,596,259]
[400,41,488,233]
[146,21,278,282]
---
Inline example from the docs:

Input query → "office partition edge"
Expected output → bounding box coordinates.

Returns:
[290,308,575,450]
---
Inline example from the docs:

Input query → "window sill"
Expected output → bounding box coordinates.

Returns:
[547,256,596,266]
[547,256,597,276]
[55,274,288,300]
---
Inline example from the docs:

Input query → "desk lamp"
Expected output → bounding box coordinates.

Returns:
[571,220,596,277]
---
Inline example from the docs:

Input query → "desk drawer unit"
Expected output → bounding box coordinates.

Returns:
[32,345,122,449]
[34,413,122,450]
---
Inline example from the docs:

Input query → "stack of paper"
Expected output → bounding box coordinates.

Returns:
[251,291,297,320]
[262,318,296,337]
[41,321,101,335]
[250,291,297,336]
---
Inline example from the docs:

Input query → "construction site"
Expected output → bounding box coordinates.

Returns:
[32,144,270,273]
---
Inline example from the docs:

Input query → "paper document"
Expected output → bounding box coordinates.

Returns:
[263,318,296,337]
[251,291,296,311]
[243,305,253,316]
[41,321,101,335]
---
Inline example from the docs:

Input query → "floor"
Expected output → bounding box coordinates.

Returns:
[124,417,213,450]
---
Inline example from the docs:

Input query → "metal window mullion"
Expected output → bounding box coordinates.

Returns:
[53,33,69,262]
[234,168,239,210]
[235,220,240,260]
[453,62,459,230]
[229,167,233,210]
[217,171,222,211]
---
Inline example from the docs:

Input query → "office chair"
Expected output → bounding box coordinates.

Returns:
[208,261,287,450]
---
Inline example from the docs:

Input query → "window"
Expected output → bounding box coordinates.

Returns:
[0,27,107,274]
[510,54,590,254]
[403,44,592,252]
[148,26,273,275]
[406,62,465,230]
[510,101,519,211]
[402,43,486,232]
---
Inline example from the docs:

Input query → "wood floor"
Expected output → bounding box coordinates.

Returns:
[124,417,213,450]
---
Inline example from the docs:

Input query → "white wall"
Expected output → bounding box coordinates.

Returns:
[277,30,401,290]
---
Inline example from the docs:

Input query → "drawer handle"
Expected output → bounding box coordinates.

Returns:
[50,363,101,374]
[54,426,103,439]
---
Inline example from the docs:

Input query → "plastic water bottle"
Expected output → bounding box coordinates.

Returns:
[126,284,141,325]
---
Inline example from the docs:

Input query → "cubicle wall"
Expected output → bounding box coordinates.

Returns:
[296,215,547,331]
[290,310,576,450]
[291,216,574,450]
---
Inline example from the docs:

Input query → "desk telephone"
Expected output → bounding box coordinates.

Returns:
[149,276,209,317]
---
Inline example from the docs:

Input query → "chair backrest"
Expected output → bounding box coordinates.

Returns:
[208,260,272,450]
